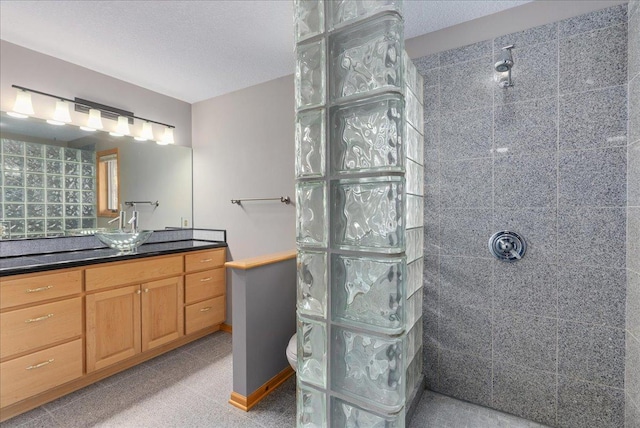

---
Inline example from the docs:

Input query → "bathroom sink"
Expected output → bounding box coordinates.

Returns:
[65,227,111,236]
[94,230,153,253]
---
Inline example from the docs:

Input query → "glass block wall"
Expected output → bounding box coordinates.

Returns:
[294,0,424,425]
[0,139,96,239]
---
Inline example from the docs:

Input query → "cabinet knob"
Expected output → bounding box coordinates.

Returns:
[136,290,142,295]
[25,313,54,323]
[144,288,150,293]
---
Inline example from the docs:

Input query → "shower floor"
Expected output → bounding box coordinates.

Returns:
[410,390,550,428]
[1,331,548,428]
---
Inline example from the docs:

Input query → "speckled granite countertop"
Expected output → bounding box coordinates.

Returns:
[0,240,227,276]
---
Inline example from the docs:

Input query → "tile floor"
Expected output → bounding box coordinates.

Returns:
[1,331,548,428]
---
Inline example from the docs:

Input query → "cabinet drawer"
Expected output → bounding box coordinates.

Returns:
[0,339,83,407]
[0,270,82,310]
[86,256,183,291]
[185,296,225,335]
[185,249,225,272]
[185,268,225,304]
[1,297,82,360]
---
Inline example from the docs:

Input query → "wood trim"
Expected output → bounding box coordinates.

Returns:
[220,323,232,334]
[96,148,120,218]
[228,365,295,412]
[0,326,220,422]
[224,250,296,270]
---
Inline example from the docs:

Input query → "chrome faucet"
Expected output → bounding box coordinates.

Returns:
[128,204,139,233]
[108,205,127,230]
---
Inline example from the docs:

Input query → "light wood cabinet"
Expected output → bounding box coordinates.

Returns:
[86,284,141,372]
[141,276,184,352]
[0,246,226,421]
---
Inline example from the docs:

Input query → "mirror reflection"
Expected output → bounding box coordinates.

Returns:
[0,112,192,239]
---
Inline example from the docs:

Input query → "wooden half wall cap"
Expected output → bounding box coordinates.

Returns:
[224,250,296,270]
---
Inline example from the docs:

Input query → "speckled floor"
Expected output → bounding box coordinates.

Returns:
[1,331,547,428]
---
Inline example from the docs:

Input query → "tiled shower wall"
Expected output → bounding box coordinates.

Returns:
[627,1,640,427]
[416,4,630,427]
[0,139,97,239]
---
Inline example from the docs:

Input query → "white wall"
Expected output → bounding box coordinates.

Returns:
[0,41,192,147]
[192,75,295,261]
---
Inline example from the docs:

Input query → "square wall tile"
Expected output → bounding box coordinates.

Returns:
[557,376,625,428]
[436,349,492,407]
[557,207,626,269]
[494,96,557,155]
[626,395,640,428]
[423,213,439,256]
[440,208,493,258]
[437,303,492,359]
[560,147,627,207]
[494,207,557,264]
[440,158,492,209]
[492,362,557,426]
[494,40,558,106]
[558,265,626,328]
[494,259,557,317]
[493,311,557,372]
[495,151,557,209]
[440,40,491,66]
[559,3,627,38]
[440,256,492,310]
[558,320,625,388]
[413,53,439,76]
[630,11,640,81]
[439,107,492,161]
[626,332,640,409]
[630,77,640,145]
[495,22,557,50]
[628,269,640,339]
[559,24,627,94]
[559,85,627,150]
[630,207,640,274]
[440,57,493,112]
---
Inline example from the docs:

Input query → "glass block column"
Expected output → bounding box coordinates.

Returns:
[294,1,423,425]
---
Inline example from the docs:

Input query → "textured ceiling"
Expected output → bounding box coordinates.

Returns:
[0,1,531,103]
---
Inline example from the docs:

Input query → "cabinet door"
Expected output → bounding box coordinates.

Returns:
[141,276,184,352]
[86,285,141,372]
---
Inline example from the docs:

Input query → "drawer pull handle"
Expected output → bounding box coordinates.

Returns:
[200,277,213,282]
[200,258,213,263]
[26,359,54,370]
[25,285,54,293]
[200,307,212,312]
[25,313,54,323]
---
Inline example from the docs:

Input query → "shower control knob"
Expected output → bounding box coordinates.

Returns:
[489,231,526,262]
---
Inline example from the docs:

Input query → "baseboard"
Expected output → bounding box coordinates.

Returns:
[220,323,232,333]
[228,366,294,412]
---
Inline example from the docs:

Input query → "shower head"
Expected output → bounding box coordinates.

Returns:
[494,45,514,72]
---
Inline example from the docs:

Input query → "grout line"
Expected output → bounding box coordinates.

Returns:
[490,36,497,408]
[555,21,561,427]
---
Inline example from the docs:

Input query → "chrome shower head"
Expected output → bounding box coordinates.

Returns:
[494,45,514,72]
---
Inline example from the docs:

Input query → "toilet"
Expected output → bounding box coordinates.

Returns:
[286,334,297,371]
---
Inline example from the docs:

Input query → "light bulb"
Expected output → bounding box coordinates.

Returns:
[8,90,34,118]
[47,100,72,125]
[135,121,154,141]
[110,116,130,137]
[158,127,174,145]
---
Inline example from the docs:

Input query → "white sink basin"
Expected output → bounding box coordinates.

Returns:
[95,230,153,253]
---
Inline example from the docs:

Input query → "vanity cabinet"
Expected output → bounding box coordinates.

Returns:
[85,257,184,372]
[184,249,226,334]
[0,268,83,408]
[0,246,227,422]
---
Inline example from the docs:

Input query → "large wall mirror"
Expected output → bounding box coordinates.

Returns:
[0,112,193,239]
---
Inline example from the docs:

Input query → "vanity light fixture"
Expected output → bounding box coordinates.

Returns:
[8,89,34,118]
[9,84,176,144]
[135,121,154,141]
[46,100,72,125]
[110,116,130,137]
[158,126,174,145]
